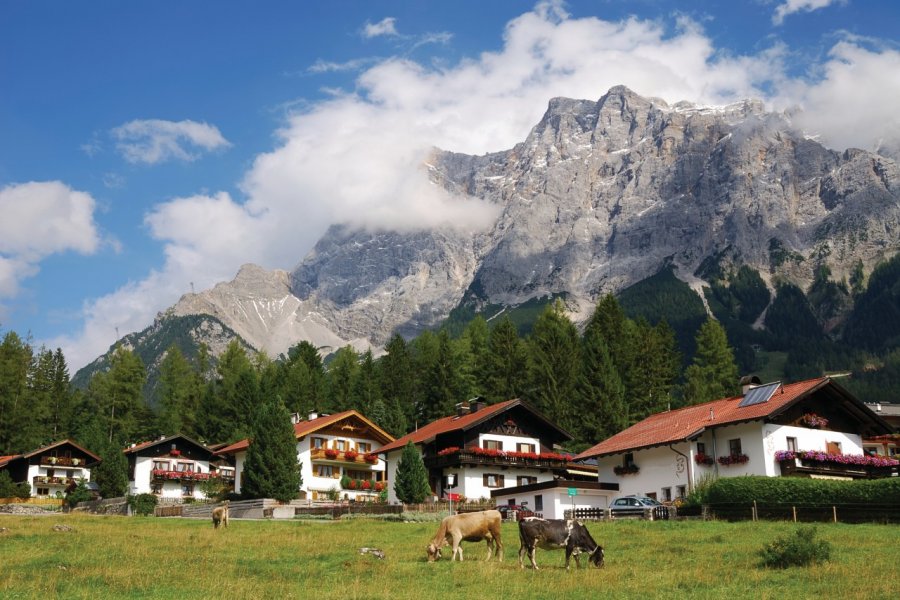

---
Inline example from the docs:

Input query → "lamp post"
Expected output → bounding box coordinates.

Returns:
[446,474,455,515]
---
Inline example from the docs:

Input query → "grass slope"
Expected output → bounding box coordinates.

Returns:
[0,515,897,599]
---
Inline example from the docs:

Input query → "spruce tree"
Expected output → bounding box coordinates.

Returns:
[324,346,359,412]
[352,349,382,416]
[683,318,740,405]
[158,346,199,436]
[483,315,528,403]
[526,300,581,433]
[92,437,129,498]
[576,326,627,446]
[393,441,431,504]
[379,334,415,432]
[241,396,301,502]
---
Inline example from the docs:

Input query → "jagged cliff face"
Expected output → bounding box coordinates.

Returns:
[288,86,899,344]
[148,86,899,359]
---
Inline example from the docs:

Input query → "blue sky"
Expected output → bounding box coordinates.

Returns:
[1,0,899,369]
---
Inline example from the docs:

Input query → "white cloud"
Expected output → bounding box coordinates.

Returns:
[773,0,843,26]
[363,17,398,39]
[0,181,101,298]
[58,5,900,368]
[111,119,231,165]
[307,57,380,74]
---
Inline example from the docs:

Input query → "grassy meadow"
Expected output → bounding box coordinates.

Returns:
[1,514,898,599]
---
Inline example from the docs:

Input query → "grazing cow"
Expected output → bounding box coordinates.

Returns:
[212,501,229,529]
[518,518,604,570]
[426,509,503,562]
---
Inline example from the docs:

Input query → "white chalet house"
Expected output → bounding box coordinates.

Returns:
[575,377,898,503]
[380,398,578,509]
[0,440,100,498]
[218,410,393,502]
[124,434,219,501]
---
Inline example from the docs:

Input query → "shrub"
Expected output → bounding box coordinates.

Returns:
[65,479,94,507]
[127,493,159,516]
[707,475,900,506]
[683,474,717,508]
[758,527,832,568]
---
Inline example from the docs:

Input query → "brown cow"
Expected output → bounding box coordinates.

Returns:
[212,501,229,529]
[426,510,503,562]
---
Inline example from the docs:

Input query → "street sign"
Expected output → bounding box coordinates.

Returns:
[567,487,577,497]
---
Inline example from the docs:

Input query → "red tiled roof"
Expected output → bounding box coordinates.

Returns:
[0,454,21,468]
[575,377,831,460]
[378,399,521,453]
[216,410,394,455]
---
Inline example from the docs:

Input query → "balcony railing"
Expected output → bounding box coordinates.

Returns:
[424,450,570,470]
[40,456,85,467]
[150,470,215,482]
[778,459,898,480]
[310,448,380,465]
[33,476,74,486]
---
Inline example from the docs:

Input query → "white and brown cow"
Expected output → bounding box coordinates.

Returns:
[518,517,604,570]
[426,510,503,562]
[212,501,229,529]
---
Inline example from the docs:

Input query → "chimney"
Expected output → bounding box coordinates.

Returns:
[740,375,762,395]
[290,412,301,424]
[470,397,485,413]
[309,411,319,421]
[455,401,470,417]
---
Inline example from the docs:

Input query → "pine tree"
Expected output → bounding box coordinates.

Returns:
[49,348,73,439]
[158,346,199,437]
[352,349,382,416]
[393,441,431,504]
[0,331,32,453]
[527,300,581,433]
[419,330,471,424]
[379,334,415,434]
[91,345,146,444]
[460,316,490,394]
[91,437,129,498]
[241,396,301,502]
[325,346,359,412]
[483,315,529,403]
[683,318,740,405]
[576,326,627,446]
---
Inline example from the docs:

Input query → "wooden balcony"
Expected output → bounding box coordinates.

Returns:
[40,456,85,467]
[150,470,214,482]
[33,476,74,486]
[778,459,898,480]
[424,450,569,471]
[310,448,380,466]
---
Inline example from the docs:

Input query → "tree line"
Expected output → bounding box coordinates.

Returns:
[0,294,743,464]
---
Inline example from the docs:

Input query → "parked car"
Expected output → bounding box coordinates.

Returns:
[495,504,535,521]
[609,496,663,517]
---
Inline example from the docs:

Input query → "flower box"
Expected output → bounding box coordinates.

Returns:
[717,454,749,466]
[776,449,899,468]
[344,450,359,461]
[437,447,461,457]
[614,464,640,476]
[363,454,379,464]
[798,413,829,429]
[694,453,714,466]
[323,448,340,459]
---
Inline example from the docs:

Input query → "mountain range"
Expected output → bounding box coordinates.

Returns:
[76,86,900,387]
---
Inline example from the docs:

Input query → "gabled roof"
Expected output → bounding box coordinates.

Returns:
[217,410,395,455]
[0,454,20,468]
[123,433,213,456]
[575,376,893,460]
[378,398,571,454]
[20,439,102,464]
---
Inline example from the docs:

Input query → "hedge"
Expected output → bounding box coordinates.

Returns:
[706,476,900,506]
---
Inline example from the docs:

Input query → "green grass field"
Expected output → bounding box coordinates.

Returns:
[1,514,898,599]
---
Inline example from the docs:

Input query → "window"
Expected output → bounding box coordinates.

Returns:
[676,485,686,499]
[534,495,543,512]
[151,483,163,495]
[177,462,193,472]
[786,437,797,452]
[316,465,336,478]
[728,439,742,457]
[516,443,535,453]
[517,476,537,486]
[696,442,706,455]
[357,442,371,453]
[152,460,169,471]
[662,487,672,502]
[646,492,657,500]
[483,473,504,488]
[346,469,371,481]
[181,483,194,497]
[47,468,55,478]
[483,439,503,451]
[624,453,635,467]
[311,437,325,449]
[507,499,516,507]
[37,487,49,496]
[335,440,347,451]
[826,441,842,455]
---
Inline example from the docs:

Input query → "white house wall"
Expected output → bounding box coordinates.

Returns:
[130,455,211,500]
[493,488,613,519]
[597,443,694,500]
[26,463,91,498]
[477,433,541,452]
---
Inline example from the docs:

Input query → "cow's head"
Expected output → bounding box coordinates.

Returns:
[589,545,605,568]
[426,543,442,562]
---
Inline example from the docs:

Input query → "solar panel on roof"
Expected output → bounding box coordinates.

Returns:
[738,381,781,407]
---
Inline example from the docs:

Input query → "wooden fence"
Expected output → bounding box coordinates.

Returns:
[565,506,674,521]
[710,502,900,524]
[0,497,63,507]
